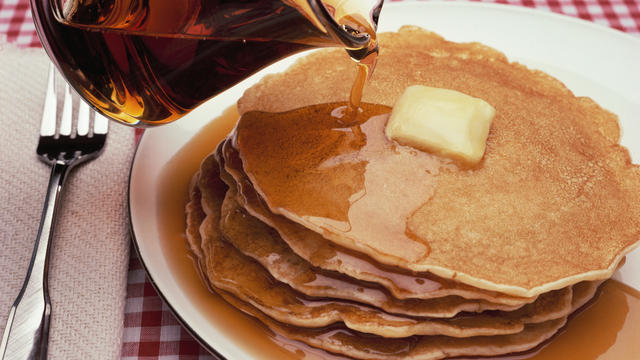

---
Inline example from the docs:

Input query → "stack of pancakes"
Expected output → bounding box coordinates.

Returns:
[185,27,640,359]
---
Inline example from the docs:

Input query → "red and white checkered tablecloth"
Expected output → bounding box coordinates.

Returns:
[1,0,639,358]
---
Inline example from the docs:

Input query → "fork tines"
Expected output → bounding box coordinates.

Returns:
[37,65,108,163]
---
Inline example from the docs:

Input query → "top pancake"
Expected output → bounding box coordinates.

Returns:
[232,26,640,297]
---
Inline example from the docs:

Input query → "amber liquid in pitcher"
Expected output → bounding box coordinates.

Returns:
[31,0,381,126]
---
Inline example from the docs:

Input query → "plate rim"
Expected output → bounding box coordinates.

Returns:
[126,166,228,359]
[128,1,640,358]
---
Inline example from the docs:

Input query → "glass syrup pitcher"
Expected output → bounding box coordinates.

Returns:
[30,0,383,126]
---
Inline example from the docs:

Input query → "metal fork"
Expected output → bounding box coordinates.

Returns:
[0,65,109,360]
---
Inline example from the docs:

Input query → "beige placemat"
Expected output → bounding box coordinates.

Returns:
[0,40,135,359]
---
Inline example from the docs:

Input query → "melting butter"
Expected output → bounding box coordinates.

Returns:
[385,85,495,165]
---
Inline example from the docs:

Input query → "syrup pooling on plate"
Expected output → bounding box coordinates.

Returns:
[495,280,640,360]
[233,103,454,264]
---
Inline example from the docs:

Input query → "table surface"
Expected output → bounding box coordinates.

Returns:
[1,0,639,358]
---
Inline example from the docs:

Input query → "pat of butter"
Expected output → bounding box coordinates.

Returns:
[386,85,495,165]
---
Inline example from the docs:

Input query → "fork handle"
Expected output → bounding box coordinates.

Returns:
[0,161,70,360]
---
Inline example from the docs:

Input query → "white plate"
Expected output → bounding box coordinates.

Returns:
[129,2,640,358]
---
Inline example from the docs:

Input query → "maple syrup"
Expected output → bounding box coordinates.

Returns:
[233,103,441,262]
[31,0,381,126]
[155,106,346,359]
[154,108,640,359]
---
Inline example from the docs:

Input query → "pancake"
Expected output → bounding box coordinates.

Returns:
[186,203,599,359]
[232,26,640,297]
[203,221,529,338]
[216,143,535,306]
[214,278,600,360]
[184,190,599,359]
[216,290,568,360]
[185,176,206,261]
[220,187,531,317]
[187,155,580,339]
